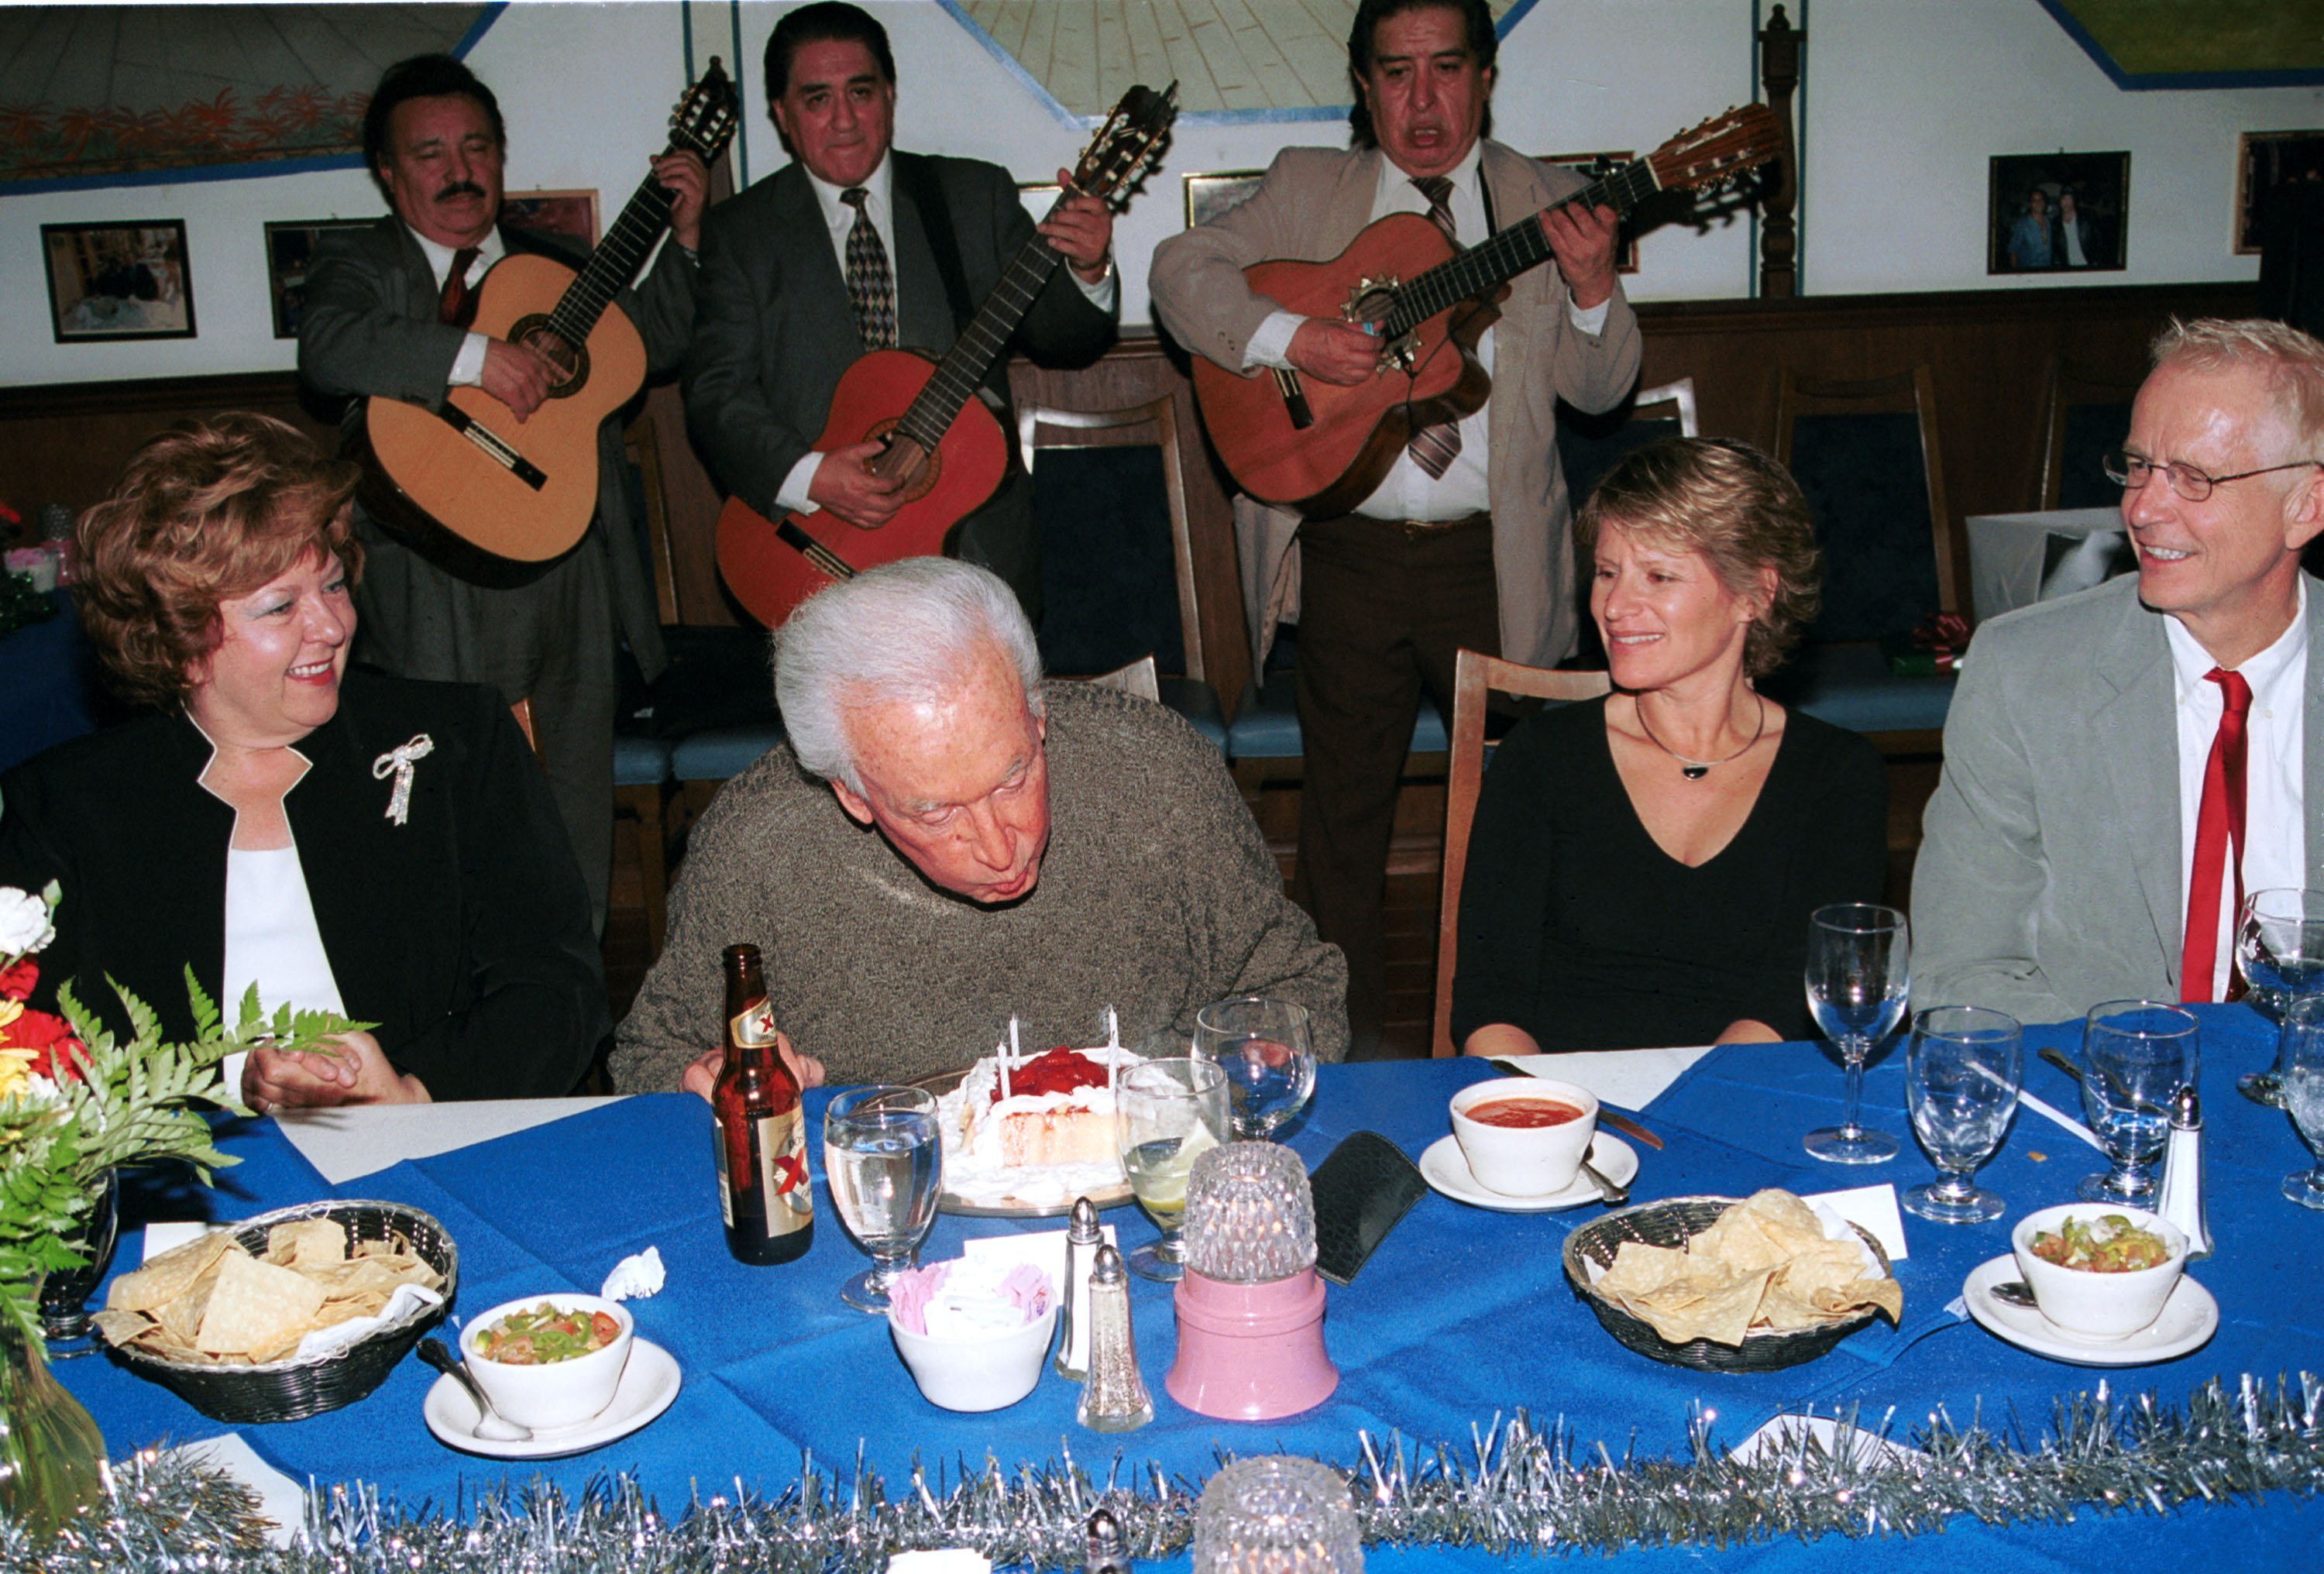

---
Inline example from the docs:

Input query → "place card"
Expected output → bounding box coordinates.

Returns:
[141,1220,228,1263]
[961,1224,1118,1289]
[161,1433,308,1547]
[1802,1183,1909,1261]
[1728,1413,1923,1469]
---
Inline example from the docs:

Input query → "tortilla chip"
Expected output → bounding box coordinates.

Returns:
[195,1251,328,1358]
[265,1218,348,1270]
[1590,1191,1903,1348]
[104,1230,235,1315]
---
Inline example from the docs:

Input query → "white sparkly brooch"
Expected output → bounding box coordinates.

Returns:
[372,734,435,826]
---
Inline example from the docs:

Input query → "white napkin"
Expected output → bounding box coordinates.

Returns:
[961,1226,1117,1289]
[600,1246,665,1301]
[1728,1414,1922,1469]
[161,1434,308,1548]
[1802,1184,1910,1262]
[290,1282,442,1361]
[888,1554,992,1573]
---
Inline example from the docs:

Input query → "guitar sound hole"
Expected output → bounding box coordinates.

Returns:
[512,314,590,399]
[864,418,941,504]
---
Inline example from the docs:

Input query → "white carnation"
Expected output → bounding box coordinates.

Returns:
[0,888,53,957]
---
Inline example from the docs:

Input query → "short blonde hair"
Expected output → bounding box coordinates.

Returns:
[75,413,361,710]
[1574,437,1822,679]
[2151,316,2324,451]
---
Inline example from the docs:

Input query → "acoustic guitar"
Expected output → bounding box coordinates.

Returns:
[713,83,1177,630]
[354,62,741,588]
[1189,105,1784,519]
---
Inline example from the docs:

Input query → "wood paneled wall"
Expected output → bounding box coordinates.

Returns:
[0,279,2259,720]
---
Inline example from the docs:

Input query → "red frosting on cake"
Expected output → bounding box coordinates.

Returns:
[989,1046,1109,1104]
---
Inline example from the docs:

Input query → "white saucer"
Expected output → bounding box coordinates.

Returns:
[424,1337,681,1459]
[1418,1132,1638,1212]
[1961,1256,2218,1366]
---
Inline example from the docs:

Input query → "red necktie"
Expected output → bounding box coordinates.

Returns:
[438,246,482,328]
[2179,666,2253,1003]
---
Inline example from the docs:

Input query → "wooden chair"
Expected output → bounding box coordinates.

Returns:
[1081,653,1160,701]
[614,413,681,955]
[509,696,540,755]
[2036,355,2141,510]
[1558,375,1702,513]
[1432,649,1611,1058]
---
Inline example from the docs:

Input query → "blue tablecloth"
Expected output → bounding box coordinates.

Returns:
[61,1007,2324,1569]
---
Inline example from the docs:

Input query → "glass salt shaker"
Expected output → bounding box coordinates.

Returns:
[1076,1244,1152,1432]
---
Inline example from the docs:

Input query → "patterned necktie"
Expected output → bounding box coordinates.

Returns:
[1406,175,1462,479]
[840,187,897,351]
[2179,666,2253,1003]
[437,246,482,328]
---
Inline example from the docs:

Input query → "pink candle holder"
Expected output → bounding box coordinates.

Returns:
[1167,1142,1336,1420]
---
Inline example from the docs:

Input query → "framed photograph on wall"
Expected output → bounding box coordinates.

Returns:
[1988,152,2130,275]
[263,218,373,339]
[499,189,600,250]
[1539,151,1641,273]
[1184,170,1264,230]
[2236,129,2324,255]
[41,219,195,342]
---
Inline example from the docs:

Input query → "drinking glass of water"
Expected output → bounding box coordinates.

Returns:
[1803,903,1910,1164]
[823,1084,943,1313]
[1901,1005,2021,1224]
[2235,888,2324,1108]
[2076,999,2198,1205]
[2278,994,2324,1211]
[1116,1057,1229,1282]
[1195,996,1317,1139]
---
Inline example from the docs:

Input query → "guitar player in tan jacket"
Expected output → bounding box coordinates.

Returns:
[1150,0,1642,1057]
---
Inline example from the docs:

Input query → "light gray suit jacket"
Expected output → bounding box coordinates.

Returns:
[1913,573,2324,1025]
[1148,140,1642,667]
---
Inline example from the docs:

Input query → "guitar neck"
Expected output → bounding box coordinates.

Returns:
[890,203,1071,453]
[540,156,686,346]
[1384,159,1659,338]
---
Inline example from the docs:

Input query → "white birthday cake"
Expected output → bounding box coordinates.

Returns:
[937,1014,1141,1208]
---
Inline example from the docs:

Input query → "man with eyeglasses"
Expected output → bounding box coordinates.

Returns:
[1915,316,2324,1023]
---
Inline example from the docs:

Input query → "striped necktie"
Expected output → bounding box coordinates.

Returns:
[840,187,897,350]
[1406,176,1462,479]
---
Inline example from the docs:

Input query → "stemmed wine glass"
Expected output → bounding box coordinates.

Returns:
[2076,999,2198,1205]
[2277,995,2324,1210]
[823,1084,943,1313]
[1195,996,1317,1139]
[1803,903,1910,1163]
[1116,1057,1229,1282]
[2234,888,2324,1108]
[1901,1005,2021,1223]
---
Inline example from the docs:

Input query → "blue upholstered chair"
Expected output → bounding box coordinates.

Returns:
[2037,355,2140,510]
[1762,364,1957,751]
[1559,377,1701,514]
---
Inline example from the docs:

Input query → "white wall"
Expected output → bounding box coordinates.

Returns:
[1,0,2316,390]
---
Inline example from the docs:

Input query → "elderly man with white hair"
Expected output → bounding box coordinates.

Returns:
[613,558,1349,1093]
[1913,316,2324,1023]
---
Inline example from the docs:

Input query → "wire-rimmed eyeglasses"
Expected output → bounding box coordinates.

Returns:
[2102,449,2322,503]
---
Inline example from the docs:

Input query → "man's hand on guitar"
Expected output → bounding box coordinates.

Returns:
[479,337,562,421]
[1287,319,1381,387]
[808,440,907,529]
[1541,201,1621,311]
[653,149,710,252]
[1037,167,1115,284]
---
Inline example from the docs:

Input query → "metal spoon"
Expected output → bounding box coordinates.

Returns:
[419,1337,530,1442]
[2037,1046,2169,1120]
[1989,1279,2040,1309]
[1576,1156,1631,1206]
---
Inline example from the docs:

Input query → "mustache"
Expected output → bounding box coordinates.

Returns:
[434,181,488,202]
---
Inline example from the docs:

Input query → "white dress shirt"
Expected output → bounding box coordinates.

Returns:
[218,840,349,1101]
[779,153,1119,516]
[405,225,506,389]
[2165,578,2309,998]
[1240,141,1612,522]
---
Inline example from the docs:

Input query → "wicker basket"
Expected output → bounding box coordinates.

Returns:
[104,1198,457,1423]
[1561,1195,1893,1373]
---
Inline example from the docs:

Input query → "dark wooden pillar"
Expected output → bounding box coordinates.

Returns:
[1758,5,1803,299]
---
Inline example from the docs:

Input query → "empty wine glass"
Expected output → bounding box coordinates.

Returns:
[2076,999,2198,1205]
[1195,996,1318,1139]
[1901,1005,2021,1224]
[2235,888,2324,1108]
[823,1084,943,1313]
[1116,1057,1229,1282]
[2278,994,2324,1210]
[1803,903,1910,1163]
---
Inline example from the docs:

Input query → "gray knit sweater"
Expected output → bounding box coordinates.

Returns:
[613,683,1349,1090]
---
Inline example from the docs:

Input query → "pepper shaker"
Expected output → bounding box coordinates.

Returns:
[2157,1084,2211,1260]
[1076,1244,1153,1432]
[1056,1195,1102,1379]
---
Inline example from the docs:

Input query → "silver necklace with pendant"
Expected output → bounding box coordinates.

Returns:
[1635,692,1765,780]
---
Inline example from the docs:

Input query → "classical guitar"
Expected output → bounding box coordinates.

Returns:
[1190,105,1784,518]
[714,83,1177,630]
[354,62,741,587]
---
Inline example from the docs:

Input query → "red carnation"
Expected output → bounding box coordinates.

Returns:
[0,957,38,1002]
[3,1006,83,1081]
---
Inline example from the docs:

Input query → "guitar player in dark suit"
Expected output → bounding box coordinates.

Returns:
[297,53,706,933]
[683,1,1117,617]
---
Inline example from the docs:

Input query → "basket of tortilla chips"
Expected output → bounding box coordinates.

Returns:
[1561,1191,1901,1373]
[93,1199,456,1422]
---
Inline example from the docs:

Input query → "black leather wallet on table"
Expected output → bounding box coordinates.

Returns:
[1308,1131,1429,1286]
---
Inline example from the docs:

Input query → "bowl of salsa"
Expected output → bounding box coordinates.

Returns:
[458,1292,634,1428]
[2009,1204,2188,1339]
[1449,1076,1600,1197]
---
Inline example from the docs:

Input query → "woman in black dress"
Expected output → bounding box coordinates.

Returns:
[1453,437,1888,1054]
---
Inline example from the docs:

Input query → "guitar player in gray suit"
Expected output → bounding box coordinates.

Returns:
[297,53,706,933]
[1914,317,2324,1025]
[683,2,1117,617]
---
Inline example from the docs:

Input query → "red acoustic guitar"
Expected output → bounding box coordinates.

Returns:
[354,64,739,587]
[714,84,1177,630]
[1190,105,1784,519]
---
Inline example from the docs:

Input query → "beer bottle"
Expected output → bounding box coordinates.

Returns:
[711,943,813,1264]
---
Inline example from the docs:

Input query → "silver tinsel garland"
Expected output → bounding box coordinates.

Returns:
[5,1372,2319,1571]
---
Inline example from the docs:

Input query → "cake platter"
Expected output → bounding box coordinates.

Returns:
[912,1064,1139,1218]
